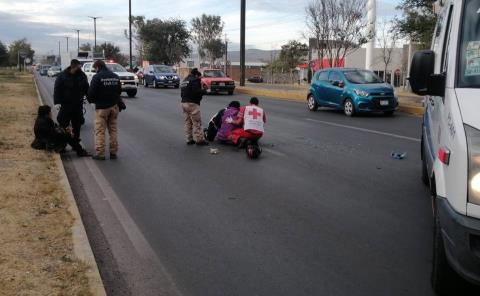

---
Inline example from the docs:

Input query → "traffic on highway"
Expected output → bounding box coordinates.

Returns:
[3,0,480,295]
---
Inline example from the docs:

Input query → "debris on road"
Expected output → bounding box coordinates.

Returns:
[391,151,407,160]
[210,148,220,155]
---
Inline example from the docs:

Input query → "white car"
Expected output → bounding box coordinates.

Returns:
[47,66,61,77]
[83,62,138,98]
[410,0,480,294]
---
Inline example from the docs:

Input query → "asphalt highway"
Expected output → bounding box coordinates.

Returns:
[36,74,439,296]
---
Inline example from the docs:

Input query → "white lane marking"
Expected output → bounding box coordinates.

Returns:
[305,118,421,143]
[263,148,286,157]
[83,158,183,296]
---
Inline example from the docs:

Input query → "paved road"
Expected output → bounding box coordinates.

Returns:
[37,74,437,296]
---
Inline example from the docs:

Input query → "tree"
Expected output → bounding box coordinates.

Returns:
[0,41,8,66]
[191,14,225,65]
[8,38,35,67]
[305,0,370,68]
[124,16,146,64]
[394,0,437,48]
[80,43,92,51]
[279,40,308,71]
[377,21,400,82]
[139,18,190,65]
[99,42,126,65]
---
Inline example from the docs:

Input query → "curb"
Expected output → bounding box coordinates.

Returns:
[235,87,425,116]
[33,76,107,296]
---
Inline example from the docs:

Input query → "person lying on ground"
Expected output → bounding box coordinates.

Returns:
[215,101,241,143]
[228,97,266,146]
[31,105,90,156]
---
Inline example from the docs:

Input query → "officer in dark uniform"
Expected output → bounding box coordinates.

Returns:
[87,60,125,160]
[53,59,89,147]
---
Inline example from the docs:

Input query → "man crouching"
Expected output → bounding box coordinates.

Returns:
[87,60,125,160]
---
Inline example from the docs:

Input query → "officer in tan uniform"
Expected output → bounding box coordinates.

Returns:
[180,68,208,146]
[87,60,125,160]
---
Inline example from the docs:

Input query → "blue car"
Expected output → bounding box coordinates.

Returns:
[143,64,180,88]
[307,68,398,116]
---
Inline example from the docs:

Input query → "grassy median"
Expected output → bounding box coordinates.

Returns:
[0,70,92,295]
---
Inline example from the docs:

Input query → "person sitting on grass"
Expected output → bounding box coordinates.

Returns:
[31,105,90,157]
[228,97,266,147]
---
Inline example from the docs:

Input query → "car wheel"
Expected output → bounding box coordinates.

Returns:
[307,94,318,111]
[343,98,355,116]
[127,90,137,98]
[144,79,148,88]
[384,111,395,116]
[228,90,234,95]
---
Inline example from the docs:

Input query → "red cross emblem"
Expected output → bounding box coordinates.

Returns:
[248,108,261,119]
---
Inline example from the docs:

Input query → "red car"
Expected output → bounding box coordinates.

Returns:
[201,69,235,95]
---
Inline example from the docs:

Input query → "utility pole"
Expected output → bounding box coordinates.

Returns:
[240,0,246,86]
[74,29,80,54]
[65,36,69,52]
[365,0,376,70]
[224,33,228,76]
[89,16,102,52]
[129,0,133,70]
[58,41,61,64]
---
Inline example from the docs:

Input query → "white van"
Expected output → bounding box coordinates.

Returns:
[409,0,480,294]
[83,62,138,98]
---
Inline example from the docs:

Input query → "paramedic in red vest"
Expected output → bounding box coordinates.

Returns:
[229,97,266,145]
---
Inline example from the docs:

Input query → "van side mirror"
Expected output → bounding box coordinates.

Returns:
[409,50,445,96]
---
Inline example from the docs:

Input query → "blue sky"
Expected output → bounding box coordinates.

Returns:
[0,0,401,55]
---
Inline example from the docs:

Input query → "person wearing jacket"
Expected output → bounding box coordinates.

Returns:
[53,59,89,146]
[31,105,89,156]
[180,68,208,146]
[229,97,266,146]
[216,101,241,142]
[87,60,123,160]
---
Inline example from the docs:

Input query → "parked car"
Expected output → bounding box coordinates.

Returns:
[39,65,50,76]
[307,68,398,116]
[47,66,61,77]
[143,65,180,88]
[248,75,264,83]
[201,69,235,95]
[82,62,138,98]
[410,0,480,293]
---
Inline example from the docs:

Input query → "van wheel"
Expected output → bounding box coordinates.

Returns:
[307,94,318,111]
[421,139,429,186]
[343,98,355,116]
[431,210,462,295]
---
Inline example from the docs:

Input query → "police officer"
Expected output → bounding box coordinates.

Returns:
[87,60,125,160]
[180,68,208,146]
[53,59,90,155]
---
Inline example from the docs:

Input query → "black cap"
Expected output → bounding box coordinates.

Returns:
[70,59,81,66]
[37,105,51,117]
[191,68,201,76]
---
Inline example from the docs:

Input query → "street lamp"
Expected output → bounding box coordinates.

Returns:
[74,29,80,54]
[240,0,246,86]
[129,0,133,70]
[88,16,102,52]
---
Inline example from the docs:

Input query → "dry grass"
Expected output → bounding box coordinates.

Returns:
[0,71,92,296]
